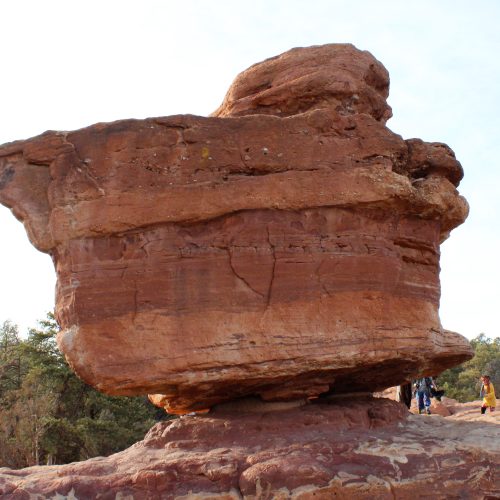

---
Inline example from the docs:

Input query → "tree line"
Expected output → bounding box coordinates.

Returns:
[0,314,169,468]
[0,314,498,469]
[437,333,499,401]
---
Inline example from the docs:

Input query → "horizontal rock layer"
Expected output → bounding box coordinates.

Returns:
[0,397,498,499]
[0,44,471,412]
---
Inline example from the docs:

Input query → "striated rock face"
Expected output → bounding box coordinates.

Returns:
[0,43,471,412]
[0,397,498,499]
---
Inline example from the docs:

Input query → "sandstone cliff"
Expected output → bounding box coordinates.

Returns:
[0,44,471,413]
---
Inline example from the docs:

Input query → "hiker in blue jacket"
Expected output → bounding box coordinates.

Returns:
[414,377,436,414]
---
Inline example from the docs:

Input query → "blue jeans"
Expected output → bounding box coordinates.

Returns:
[416,390,431,411]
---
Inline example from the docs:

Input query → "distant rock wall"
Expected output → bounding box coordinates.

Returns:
[0,44,471,413]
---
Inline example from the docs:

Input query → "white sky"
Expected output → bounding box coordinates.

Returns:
[0,0,498,339]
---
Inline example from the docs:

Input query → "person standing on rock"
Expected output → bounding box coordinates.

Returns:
[414,377,436,414]
[480,375,496,414]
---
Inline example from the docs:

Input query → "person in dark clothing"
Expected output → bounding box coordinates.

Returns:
[414,377,436,414]
[396,382,412,409]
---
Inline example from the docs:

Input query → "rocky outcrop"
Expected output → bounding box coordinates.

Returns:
[0,44,471,413]
[212,44,393,122]
[0,397,498,499]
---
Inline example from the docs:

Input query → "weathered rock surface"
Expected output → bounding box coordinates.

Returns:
[0,397,498,499]
[413,396,500,423]
[0,43,472,412]
[212,44,393,122]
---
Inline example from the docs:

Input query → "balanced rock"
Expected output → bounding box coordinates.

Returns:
[0,44,472,413]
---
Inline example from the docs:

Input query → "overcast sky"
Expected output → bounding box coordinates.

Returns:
[0,0,499,340]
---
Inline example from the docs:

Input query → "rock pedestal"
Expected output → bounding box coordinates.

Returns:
[1,397,498,499]
[0,44,471,413]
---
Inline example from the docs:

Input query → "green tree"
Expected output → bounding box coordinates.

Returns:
[0,314,164,468]
[438,334,500,402]
[0,367,56,466]
[40,417,83,465]
[77,391,156,459]
[0,320,23,397]
[21,313,91,421]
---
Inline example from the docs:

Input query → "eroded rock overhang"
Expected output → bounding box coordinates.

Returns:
[0,43,472,412]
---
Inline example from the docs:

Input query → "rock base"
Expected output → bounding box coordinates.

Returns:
[1,397,498,499]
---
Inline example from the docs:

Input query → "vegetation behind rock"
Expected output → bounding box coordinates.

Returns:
[0,314,169,468]
[437,333,499,402]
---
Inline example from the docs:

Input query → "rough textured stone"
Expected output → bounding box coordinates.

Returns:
[0,44,472,412]
[0,397,498,499]
[212,43,393,122]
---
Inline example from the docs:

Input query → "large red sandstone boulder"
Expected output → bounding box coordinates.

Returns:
[0,44,472,413]
[0,397,498,499]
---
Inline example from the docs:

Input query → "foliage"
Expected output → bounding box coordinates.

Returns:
[0,314,168,468]
[437,334,500,402]
[0,320,23,397]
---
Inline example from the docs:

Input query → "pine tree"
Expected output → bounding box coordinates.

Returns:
[438,334,500,402]
[0,320,23,398]
[0,313,166,467]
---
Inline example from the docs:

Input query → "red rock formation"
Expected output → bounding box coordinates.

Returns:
[212,44,393,122]
[0,397,498,498]
[0,44,472,413]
